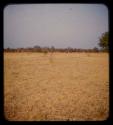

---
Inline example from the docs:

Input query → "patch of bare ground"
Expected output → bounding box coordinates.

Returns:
[4,52,109,121]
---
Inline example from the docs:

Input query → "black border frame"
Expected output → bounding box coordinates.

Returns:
[0,0,112,124]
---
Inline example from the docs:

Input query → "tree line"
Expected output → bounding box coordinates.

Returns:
[4,32,109,53]
[4,46,102,53]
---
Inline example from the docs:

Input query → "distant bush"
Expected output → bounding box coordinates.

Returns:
[4,45,106,53]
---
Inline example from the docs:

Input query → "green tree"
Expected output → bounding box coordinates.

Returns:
[98,32,109,51]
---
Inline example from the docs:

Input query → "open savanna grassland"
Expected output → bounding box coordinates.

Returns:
[4,52,109,121]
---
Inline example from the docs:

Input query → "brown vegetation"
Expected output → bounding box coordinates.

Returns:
[4,52,109,121]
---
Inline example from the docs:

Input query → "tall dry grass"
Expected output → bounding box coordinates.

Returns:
[4,52,109,121]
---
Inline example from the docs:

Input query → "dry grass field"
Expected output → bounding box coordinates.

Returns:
[4,52,109,121]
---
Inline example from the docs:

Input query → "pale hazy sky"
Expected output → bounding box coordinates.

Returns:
[4,4,108,49]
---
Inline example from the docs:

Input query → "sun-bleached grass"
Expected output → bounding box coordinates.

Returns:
[4,52,109,121]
